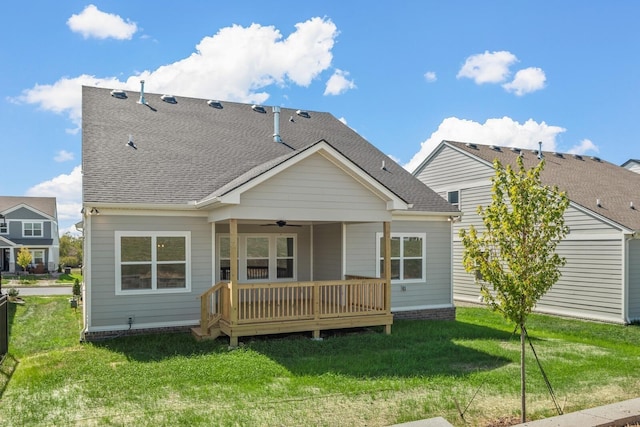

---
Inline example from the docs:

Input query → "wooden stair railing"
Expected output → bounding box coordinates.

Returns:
[195,281,228,339]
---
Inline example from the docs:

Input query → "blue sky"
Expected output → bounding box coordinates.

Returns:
[2,1,639,234]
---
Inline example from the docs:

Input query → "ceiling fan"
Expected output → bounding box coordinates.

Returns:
[261,220,302,228]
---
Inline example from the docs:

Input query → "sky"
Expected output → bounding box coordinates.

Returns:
[2,1,639,235]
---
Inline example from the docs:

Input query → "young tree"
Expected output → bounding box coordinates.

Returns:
[459,156,569,422]
[16,247,33,275]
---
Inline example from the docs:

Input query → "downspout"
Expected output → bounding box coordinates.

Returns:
[623,235,629,324]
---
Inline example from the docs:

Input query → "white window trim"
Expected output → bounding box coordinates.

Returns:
[375,232,427,284]
[30,249,45,265]
[23,221,44,237]
[447,190,460,209]
[115,231,191,295]
[219,233,297,282]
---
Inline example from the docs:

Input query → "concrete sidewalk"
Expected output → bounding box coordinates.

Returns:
[391,397,640,427]
[4,286,72,296]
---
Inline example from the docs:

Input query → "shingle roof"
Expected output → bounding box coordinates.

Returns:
[0,196,57,218]
[82,86,456,213]
[446,140,640,231]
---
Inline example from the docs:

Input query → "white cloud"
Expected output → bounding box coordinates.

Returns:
[25,166,82,235]
[67,4,138,40]
[338,117,348,126]
[16,17,340,122]
[457,50,518,84]
[567,138,599,155]
[404,116,569,173]
[324,69,356,95]
[424,71,437,82]
[54,150,75,162]
[502,67,546,96]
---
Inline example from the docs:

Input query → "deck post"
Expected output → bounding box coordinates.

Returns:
[383,221,392,334]
[229,219,239,328]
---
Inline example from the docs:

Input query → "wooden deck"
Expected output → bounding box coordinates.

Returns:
[192,277,392,346]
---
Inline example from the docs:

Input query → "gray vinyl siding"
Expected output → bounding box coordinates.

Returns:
[345,220,452,309]
[628,239,640,321]
[88,215,212,330]
[313,223,342,280]
[452,185,626,322]
[238,153,389,222]
[536,238,623,321]
[415,145,493,189]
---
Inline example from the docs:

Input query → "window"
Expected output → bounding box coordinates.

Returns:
[0,222,7,234]
[30,249,45,265]
[447,191,459,209]
[218,234,296,281]
[23,222,43,237]
[376,233,426,282]
[116,231,190,294]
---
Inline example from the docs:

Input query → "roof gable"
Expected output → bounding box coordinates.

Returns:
[82,86,457,214]
[198,140,409,210]
[0,197,57,219]
[444,140,640,231]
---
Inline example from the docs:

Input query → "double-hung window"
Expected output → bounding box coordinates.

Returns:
[447,190,460,209]
[24,222,43,237]
[116,231,190,294]
[218,234,296,281]
[376,233,426,282]
[30,249,45,265]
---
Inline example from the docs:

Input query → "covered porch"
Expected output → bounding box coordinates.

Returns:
[192,219,393,346]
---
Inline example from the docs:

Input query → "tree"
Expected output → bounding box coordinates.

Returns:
[60,233,83,267]
[17,247,33,274]
[459,156,569,423]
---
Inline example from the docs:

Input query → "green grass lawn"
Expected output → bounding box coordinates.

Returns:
[1,297,638,426]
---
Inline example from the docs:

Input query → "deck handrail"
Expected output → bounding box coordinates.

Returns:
[199,278,390,332]
[199,281,228,333]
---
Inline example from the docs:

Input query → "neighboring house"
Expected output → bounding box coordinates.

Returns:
[622,159,640,174]
[81,85,459,343]
[0,196,60,273]
[414,140,640,324]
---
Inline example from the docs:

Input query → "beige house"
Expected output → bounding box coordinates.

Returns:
[414,140,640,324]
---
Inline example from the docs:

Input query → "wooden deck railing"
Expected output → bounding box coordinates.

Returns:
[199,278,389,334]
[199,281,229,334]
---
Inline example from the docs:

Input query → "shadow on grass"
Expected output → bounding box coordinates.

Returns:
[92,319,514,378]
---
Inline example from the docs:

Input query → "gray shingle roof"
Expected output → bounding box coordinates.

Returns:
[0,196,57,218]
[82,86,456,213]
[446,140,640,231]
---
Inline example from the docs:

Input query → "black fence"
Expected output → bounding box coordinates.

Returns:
[0,294,7,362]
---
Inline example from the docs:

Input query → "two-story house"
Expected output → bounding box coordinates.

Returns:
[0,196,60,273]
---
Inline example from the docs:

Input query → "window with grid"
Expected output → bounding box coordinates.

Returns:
[376,233,426,282]
[116,231,190,294]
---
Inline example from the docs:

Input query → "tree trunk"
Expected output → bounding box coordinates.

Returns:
[521,323,526,423]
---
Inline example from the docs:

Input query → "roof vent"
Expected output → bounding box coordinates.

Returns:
[161,94,177,104]
[631,201,636,210]
[553,152,564,158]
[110,89,127,99]
[252,105,266,114]
[597,198,602,208]
[137,80,146,105]
[207,100,223,109]
[296,109,310,118]
[510,147,521,153]
[573,154,583,160]
[591,156,601,162]
[465,143,477,149]
[272,106,282,143]
[489,145,501,151]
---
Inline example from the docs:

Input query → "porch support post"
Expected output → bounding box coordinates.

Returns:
[383,221,392,334]
[229,219,239,346]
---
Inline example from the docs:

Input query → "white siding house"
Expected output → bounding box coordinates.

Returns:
[414,141,640,324]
